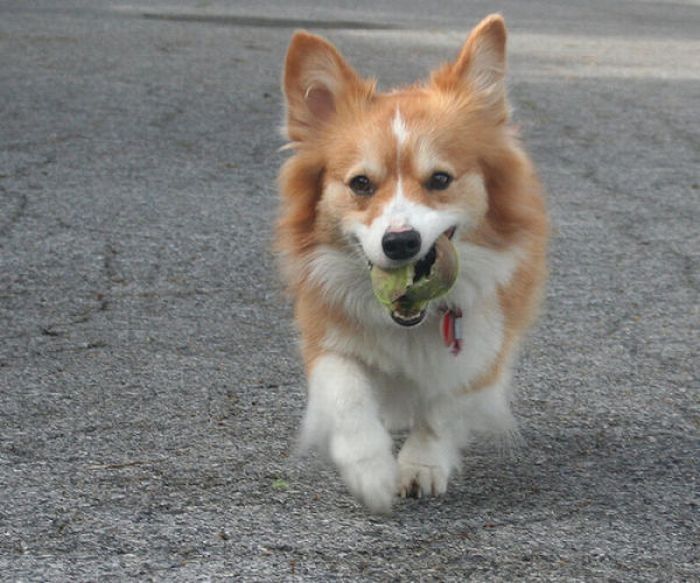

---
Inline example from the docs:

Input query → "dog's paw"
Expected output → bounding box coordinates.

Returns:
[330,430,397,513]
[398,461,448,498]
[397,432,457,498]
[338,454,398,513]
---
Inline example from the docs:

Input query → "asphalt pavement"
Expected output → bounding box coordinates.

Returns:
[1,1,698,580]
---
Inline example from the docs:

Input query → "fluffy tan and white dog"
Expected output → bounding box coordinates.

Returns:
[277,14,549,512]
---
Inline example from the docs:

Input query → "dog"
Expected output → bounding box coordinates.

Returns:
[277,14,549,512]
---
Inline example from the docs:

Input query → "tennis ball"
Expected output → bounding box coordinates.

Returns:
[370,234,459,319]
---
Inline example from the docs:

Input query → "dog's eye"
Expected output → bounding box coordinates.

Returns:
[426,172,452,191]
[349,175,375,196]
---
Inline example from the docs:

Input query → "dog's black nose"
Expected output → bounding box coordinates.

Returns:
[382,229,422,261]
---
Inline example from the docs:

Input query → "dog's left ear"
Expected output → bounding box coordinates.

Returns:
[282,31,373,143]
[434,14,509,120]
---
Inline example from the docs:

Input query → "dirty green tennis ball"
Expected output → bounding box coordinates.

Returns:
[370,234,459,317]
[371,262,414,308]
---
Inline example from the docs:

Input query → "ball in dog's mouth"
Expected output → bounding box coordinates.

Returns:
[370,231,459,327]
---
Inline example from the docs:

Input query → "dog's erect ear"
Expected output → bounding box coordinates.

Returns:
[283,31,371,143]
[434,14,508,119]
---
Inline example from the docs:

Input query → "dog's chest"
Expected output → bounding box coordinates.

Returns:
[327,297,504,394]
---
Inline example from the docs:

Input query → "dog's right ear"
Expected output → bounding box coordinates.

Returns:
[283,31,372,143]
[431,14,509,123]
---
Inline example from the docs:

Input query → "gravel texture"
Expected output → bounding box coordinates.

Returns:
[1,1,698,580]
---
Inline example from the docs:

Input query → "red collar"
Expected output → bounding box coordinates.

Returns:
[440,307,463,356]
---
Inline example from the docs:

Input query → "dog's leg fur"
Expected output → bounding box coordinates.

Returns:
[398,373,517,497]
[300,353,398,512]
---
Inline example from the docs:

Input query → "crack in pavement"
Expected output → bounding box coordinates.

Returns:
[0,189,28,241]
[135,12,401,31]
[0,155,58,242]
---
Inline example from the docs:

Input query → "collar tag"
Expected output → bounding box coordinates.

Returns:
[441,307,463,356]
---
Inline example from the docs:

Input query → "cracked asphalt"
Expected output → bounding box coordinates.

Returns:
[1,1,698,580]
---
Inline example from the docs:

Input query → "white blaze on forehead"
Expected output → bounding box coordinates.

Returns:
[389,109,410,230]
[391,109,409,146]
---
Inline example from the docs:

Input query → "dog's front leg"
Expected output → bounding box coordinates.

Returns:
[300,353,398,513]
[398,376,517,498]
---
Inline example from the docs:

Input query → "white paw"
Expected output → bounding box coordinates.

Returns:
[397,432,457,498]
[330,431,397,513]
[338,454,398,513]
[398,461,449,498]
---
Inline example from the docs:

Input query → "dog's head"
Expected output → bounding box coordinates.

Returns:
[279,15,524,302]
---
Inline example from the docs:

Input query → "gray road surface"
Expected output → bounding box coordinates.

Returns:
[1,1,698,580]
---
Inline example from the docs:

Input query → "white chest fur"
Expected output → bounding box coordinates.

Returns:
[305,240,520,397]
